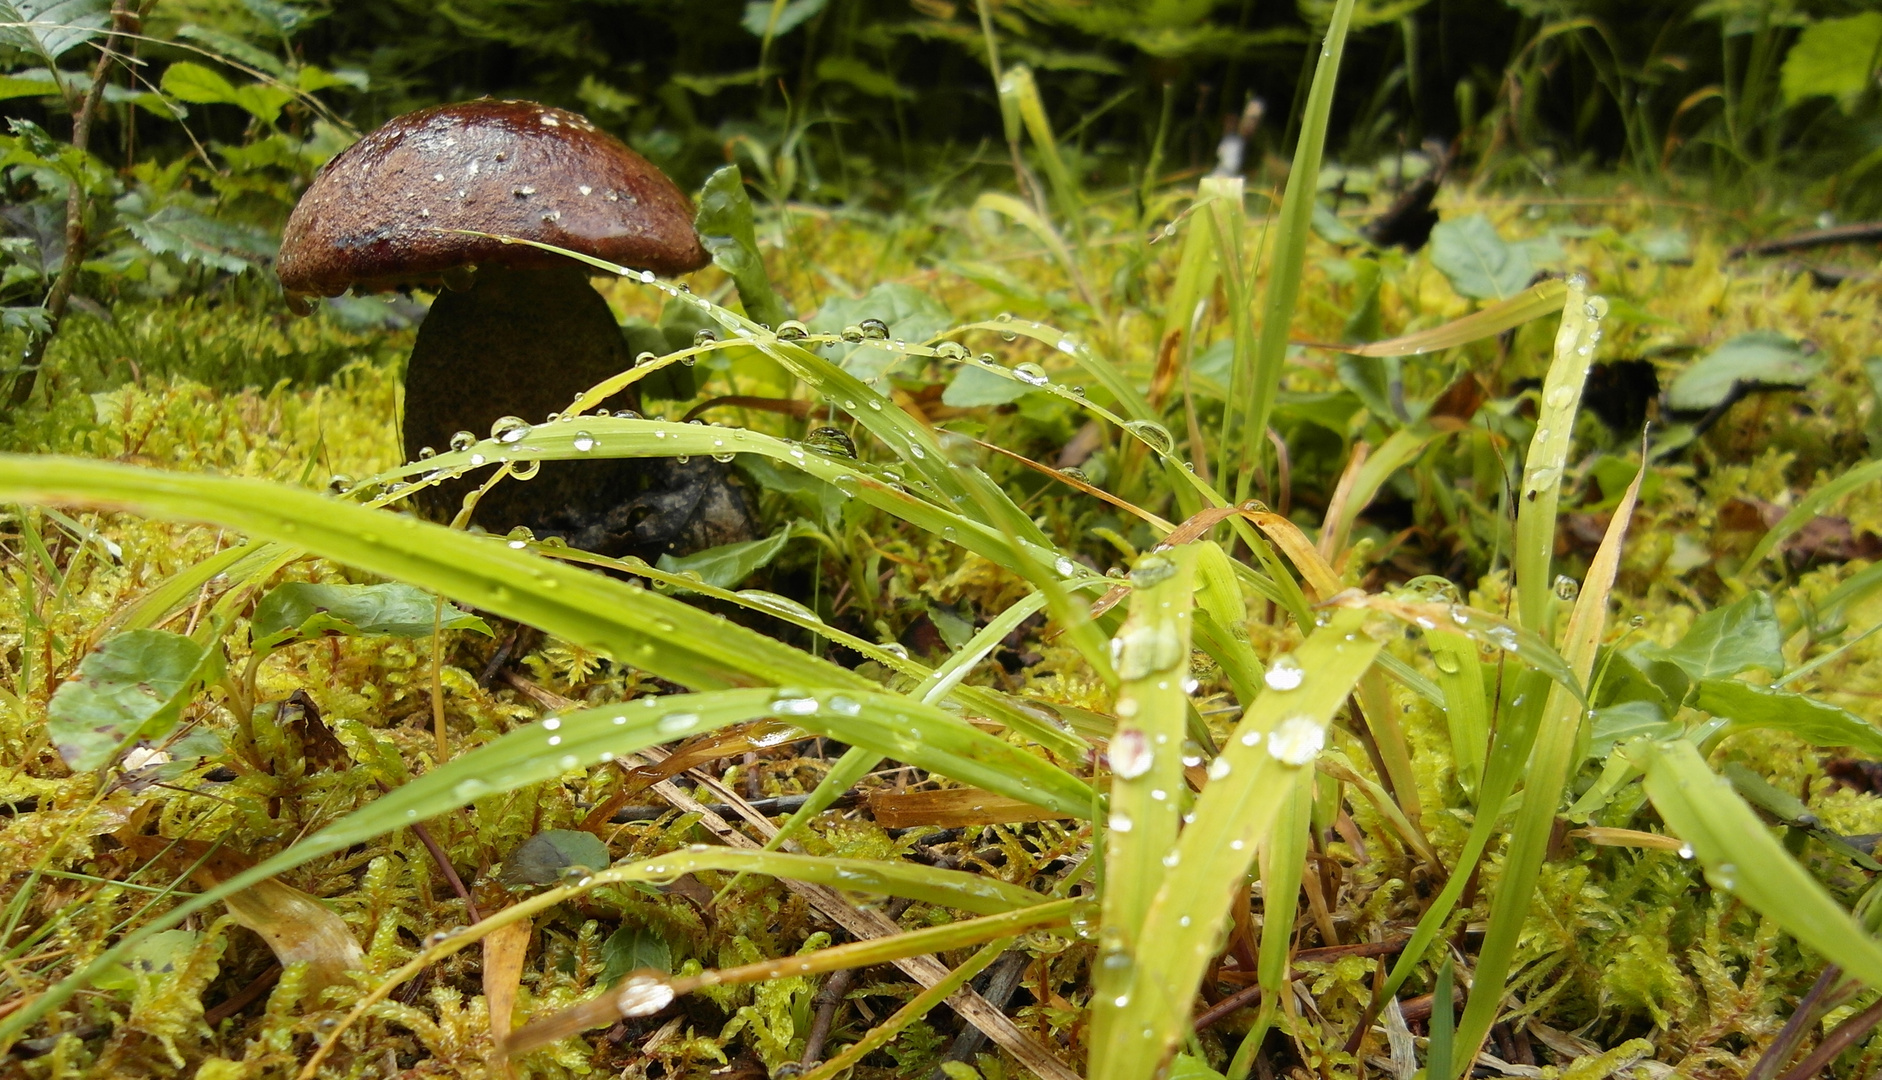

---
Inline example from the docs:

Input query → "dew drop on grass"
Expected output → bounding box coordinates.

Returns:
[449,430,476,452]
[1061,467,1088,482]
[1122,419,1175,454]
[859,318,890,340]
[1014,362,1049,386]
[328,475,354,495]
[1207,757,1232,781]
[1055,556,1079,578]
[1109,729,1152,779]
[1264,654,1305,691]
[1584,295,1609,320]
[658,711,699,735]
[841,325,866,343]
[511,458,542,480]
[492,416,530,443]
[805,427,857,458]
[1107,812,1134,833]
[936,341,967,360]
[1554,575,1581,600]
[573,431,596,452]
[1545,386,1574,409]
[771,694,819,716]
[1677,843,1694,859]
[1267,715,1325,765]
[616,975,676,1017]
[776,320,809,340]
[1434,651,1463,675]
[694,329,718,347]
[826,694,862,716]
[1181,742,1205,767]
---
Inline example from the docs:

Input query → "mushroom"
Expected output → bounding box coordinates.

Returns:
[277,98,754,559]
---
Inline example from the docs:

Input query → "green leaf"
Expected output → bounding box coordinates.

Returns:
[695,164,788,330]
[46,629,210,770]
[1429,213,1538,300]
[656,522,797,590]
[1627,227,1692,263]
[88,930,201,993]
[601,924,674,983]
[497,829,612,888]
[0,72,57,101]
[1697,679,1882,757]
[1168,1054,1228,1080]
[809,282,952,382]
[816,56,913,100]
[1649,591,1783,680]
[159,61,238,105]
[944,363,1035,407]
[0,0,107,62]
[1781,13,1882,105]
[1667,331,1821,412]
[115,191,276,275]
[740,0,826,37]
[250,582,490,651]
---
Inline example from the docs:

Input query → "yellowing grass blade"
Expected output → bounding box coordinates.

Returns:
[1089,606,1382,1079]
[1296,280,1568,357]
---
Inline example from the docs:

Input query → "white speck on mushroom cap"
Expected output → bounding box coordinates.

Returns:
[432,173,444,181]
[539,113,560,126]
[514,186,535,196]
[578,185,592,196]
[465,161,479,177]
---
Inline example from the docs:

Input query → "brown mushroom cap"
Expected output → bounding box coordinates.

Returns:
[277,99,709,299]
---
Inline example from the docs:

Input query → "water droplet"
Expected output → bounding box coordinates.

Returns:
[1108,812,1134,833]
[1583,296,1609,320]
[657,711,699,735]
[1434,650,1463,675]
[805,427,857,458]
[1054,555,1079,578]
[1014,362,1049,386]
[616,975,676,1017]
[1055,337,1078,355]
[453,778,489,800]
[771,695,819,716]
[1181,741,1205,767]
[936,341,967,360]
[1267,715,1324,765]
[841,325,866,343]
[776,320,809,341]
[1545,386,1575,409]
[573,431,597,452]
[1709,862,1737,890]
[859,318,890,340]
[1677,843,1694,859]
[1553,575,1580,601]
[449,430,476,453]
[1207,757,1232,781]
[1061,467,1088,483]
[694,329,718,347]
[492,416,530,443]
[1566,273,1589,292]
[327,474,354,495]
[1264,654,1305,691]
[1110,729,1153,779]
[511,458,542,480]
[1122,419,1175,454]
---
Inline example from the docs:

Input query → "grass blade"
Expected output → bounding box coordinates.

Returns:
[1295,280,1568,357]
[1513,275,1601,634]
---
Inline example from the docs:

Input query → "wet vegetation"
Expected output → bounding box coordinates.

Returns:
[3,1,1882,1078]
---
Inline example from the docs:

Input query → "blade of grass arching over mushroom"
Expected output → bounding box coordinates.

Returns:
[0,684,1094,1045]
[1450,452,1643,1075]
[1513,275,1602,634]
[1092,546,1198,1060]
[1632,738,1882,990]
[1089,606,1383,1080]
[1238,0,1358,494]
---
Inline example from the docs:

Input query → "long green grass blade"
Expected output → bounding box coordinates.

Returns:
[1089,606,1382,1079]
[1240,0,1358,488]
[1513,276,1601,634]
[1635,738,1882,988]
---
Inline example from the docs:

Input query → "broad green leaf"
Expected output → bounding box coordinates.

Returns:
[809,282,951,382]
[1781,13,1882,105]
[1667,331,1820,412]
[1697,678,1882,757]
[601,924,674,983]
[695,164,788,329]
[656,522,798,590]
[0,72,57,100]
[88,930,201,993]
[944,363,1035,407]
[740,0,826,36]
[1650,592,1782,680]
[158,60,238,105]
[1429,214,1539,301]
[46,629,212,770]
[1169,1054,1228,1080]
[0,0,106,61]
[1636,738,1882,989]
[497,829,612,888]
[250,582,490,650]
[115,191,276,275]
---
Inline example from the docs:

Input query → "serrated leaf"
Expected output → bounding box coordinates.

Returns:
[0,0,107,62]
[46,629,211,770]
[695,164,787,329]
[1781,13,1882,105]
[250,582,490,650]
[656,522,797,590]
[1650,591,1783,680]
[1429,213,1537,300]
[115,194,276,275]
[498,829,612,888]
[601,924,674,983]
[809,282,952,382]
[1697,679,1882,757]
[1667,331,1821,412]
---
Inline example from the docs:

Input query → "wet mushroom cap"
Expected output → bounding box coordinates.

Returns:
[277,99,709,300]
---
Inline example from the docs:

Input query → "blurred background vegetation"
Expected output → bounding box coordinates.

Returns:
[2,0,1880,392]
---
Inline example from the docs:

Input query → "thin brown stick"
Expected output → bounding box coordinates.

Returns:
[1730,222,1882,259]
[1774,992,1882,1080]
[799,967,857,1066]
[8,0,137,408]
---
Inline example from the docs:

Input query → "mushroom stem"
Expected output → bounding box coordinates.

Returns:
[405,264,753,559]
